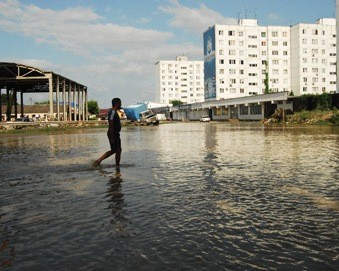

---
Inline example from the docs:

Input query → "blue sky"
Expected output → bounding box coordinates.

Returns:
[0,0,335,107]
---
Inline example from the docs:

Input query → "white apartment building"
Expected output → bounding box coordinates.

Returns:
[291,18,336,95]
[155,56,204,105]
[204,18,336,100]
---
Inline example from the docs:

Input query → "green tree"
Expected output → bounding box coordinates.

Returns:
[87,100,99,115]
[171,100,183,106]
[264,61,271,94]
[316,93,332,111]
[34,100,50,105]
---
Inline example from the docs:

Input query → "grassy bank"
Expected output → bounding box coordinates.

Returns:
[286,109,339,125]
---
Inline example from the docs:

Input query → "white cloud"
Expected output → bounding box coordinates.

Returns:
[0,0,204,106]
[267,12,282,23]
[159,0,237,34]
[0,0,173,56]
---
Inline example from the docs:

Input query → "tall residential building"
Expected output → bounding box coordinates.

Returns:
[155,56,204,105]
[204,18,336,101]
[291,18,336,95]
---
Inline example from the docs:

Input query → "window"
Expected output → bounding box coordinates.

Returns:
[219,59,224,64]
[229,60,236,64]
[272,41,278,46]
[218,30,224,35]
[219,69,224,74]
[261,32,266,37]
[229,40,236,46]
[250,104,262,115]
[240,105,249,115]
[272,31,278,37]
[283,32,288,37]
[229,69,236,74]
[261,41,266,46]
[228,30,235,36]
[283,41,288,46]
[272,51,279,55]
[229,50,236,55]
[230,79,236,84]
[283,51,288,56]
[239,31,243,36]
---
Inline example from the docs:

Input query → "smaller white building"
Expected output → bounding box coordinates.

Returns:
[155,56,204,105]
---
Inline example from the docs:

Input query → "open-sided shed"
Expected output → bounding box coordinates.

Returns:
[0,62,88,121]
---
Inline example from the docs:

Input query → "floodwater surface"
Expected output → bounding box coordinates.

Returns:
[0,123,338,270]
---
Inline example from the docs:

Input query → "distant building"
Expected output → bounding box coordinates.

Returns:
[291,18,336,95]
[203,18,336,101]
[155,56,204,105]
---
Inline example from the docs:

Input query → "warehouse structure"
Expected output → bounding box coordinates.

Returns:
[0,62,88,121]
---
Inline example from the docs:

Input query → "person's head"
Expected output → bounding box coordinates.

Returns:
[112,98,121,109]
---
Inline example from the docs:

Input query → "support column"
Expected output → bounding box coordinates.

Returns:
[48,75,54,120]
[14,90,18,119]
[85,89,88,121]
[0,89,2,121]
[63,79,66,121]
[20,91,24,117]
[73,84,77,121]
[68,83,72,121]
[81,87,85,121]
[337,0,339,93]
[77,85,80,121]
[56,76,60,121]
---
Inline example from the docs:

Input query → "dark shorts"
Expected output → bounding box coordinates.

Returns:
[107,132,121,152]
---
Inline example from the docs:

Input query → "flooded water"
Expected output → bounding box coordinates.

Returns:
[0,122,338,270]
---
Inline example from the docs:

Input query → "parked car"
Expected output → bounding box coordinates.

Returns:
[14,117,35,122]
[200,115,211,122]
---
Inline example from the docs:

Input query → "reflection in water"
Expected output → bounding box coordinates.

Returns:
[0,124,338,270]
[101,168,128,237]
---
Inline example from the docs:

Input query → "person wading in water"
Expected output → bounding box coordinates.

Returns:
[93,97,122,169]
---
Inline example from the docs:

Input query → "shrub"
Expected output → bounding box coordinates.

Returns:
[328,112,339,125]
